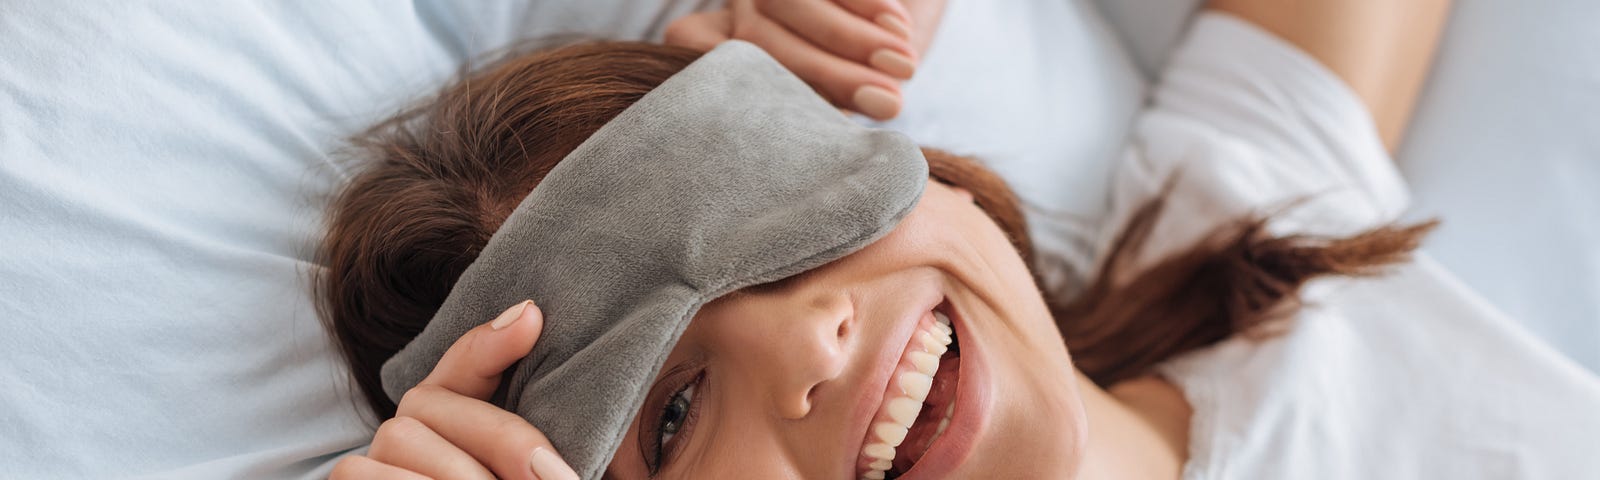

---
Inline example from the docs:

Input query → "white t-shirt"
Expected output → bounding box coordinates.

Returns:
[1104,13,1600,479]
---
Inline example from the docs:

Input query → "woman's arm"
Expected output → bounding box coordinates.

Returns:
[1207,0,1452,151]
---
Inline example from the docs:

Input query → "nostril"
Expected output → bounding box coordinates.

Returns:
[798,384,820,416]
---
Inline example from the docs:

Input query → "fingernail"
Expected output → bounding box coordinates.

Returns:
[868,49,916,80]
[876,13,912,40]
[529,447,579,480]
[852,85,901,120]
[490,300,532,330]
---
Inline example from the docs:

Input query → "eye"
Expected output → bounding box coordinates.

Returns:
[657,380,696,448]
[645,371,706,474]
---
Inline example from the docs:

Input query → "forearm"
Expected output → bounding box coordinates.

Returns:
[1207,0,1452,152]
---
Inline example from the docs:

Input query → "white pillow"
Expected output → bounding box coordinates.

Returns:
[0,0,1143,477]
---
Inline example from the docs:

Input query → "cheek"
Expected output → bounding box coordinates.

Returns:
[612,406,810,480]
[676,426,807,480]
[919,187,1093,474]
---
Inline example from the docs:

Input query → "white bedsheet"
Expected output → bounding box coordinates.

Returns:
[0,1,703,477]
[3,0,1591,477]
[0,0,1138,477]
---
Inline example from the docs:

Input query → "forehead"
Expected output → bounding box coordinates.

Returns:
[726,180,972,288]
[701,179,985,307]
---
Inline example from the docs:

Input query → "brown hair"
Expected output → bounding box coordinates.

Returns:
[316,41,1433,419]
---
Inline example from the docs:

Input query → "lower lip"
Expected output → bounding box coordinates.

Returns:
[898,305,990,479]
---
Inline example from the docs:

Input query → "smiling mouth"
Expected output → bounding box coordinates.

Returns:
[857,306,963,480]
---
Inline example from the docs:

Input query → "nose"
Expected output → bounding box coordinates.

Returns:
[759,289,853,420]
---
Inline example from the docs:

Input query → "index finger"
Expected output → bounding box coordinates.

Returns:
[758,0,917,74]
[419,300,545,400]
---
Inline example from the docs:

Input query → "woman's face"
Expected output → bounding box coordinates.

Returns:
[607,180,1089,479]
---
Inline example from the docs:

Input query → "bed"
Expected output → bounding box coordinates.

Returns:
[1,0,1593,477]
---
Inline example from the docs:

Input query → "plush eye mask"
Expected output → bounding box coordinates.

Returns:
[380,40,928,479]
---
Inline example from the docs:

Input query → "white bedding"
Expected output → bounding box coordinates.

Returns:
[0,1,704,477]
[0,0,1136,477]
[1094,0,1600,375]
[2,0,1594,477]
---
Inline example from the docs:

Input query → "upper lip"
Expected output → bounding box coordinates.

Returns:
[841,290,945,478]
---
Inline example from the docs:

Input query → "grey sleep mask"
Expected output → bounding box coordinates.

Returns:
[380,40,928,478]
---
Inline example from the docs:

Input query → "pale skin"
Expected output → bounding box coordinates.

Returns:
[334,0,1451,478]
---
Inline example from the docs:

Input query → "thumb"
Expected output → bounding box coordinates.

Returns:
[419,300,545,400]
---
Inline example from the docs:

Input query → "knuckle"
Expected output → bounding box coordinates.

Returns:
[453,328,485,357]
[375,416,425,440]
[395,384,446,415]
[369,417,415,457]
[818,22,848,43]
[662,20,689,45]
[488,413,548,447]
[730,22,760,42]
[329,456,366,479]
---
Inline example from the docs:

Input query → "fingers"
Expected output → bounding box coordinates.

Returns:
[369,416,495,480]
[386,300,577,480]
[663,10,733,52]
[730,9,904,119]
[757,0,917,78]
[398,384,578,480]
[329,455,431,480]
[420,300,543,400]
[833,0,915,37]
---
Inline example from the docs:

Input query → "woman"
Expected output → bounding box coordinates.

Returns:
[320,1,1600,479]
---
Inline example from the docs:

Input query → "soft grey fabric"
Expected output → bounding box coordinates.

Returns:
[380,40,927,479]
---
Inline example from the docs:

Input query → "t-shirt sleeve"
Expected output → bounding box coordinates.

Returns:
[1098,12,1412,265]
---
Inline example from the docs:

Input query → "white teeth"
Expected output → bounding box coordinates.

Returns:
[933,402,955,439]
[918,331,948,355]
[861,316,962,479]
[887,397,921,426]
[874,421,908,446]
[899,372,932,401]
[865,442,895,460]
[908,350,939,375]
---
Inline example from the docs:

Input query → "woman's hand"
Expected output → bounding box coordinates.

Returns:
[330,301,579,480]
[665,0,929,120]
